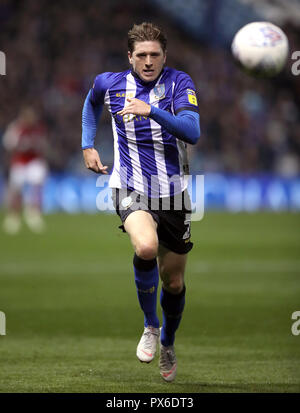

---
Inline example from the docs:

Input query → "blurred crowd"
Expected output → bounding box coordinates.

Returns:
[0,0,299,176]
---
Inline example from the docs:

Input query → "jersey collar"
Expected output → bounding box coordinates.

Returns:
[130,67,165,87]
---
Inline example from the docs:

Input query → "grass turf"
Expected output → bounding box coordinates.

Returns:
[0,211,299,393]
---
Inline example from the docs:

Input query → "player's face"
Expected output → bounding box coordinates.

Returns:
[128,41,166,82]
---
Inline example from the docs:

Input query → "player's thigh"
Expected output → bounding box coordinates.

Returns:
[124,210,159,259]
[9,163,26,190]
[158,244,187,293]
[26,159,48,186]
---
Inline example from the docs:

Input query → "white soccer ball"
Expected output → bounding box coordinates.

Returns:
[231,21,289,77]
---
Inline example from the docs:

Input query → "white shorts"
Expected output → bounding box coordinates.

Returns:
[9,159,48,189]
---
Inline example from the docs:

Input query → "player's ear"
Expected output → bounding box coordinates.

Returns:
[128,51,133,65]
[163,50,167,64]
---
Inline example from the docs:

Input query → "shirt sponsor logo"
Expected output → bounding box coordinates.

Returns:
[113,113,149,124]
[115,92,135,98]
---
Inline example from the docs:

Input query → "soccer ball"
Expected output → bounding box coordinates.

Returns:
[231,21,289,77]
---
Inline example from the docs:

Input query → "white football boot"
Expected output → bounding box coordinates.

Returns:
[24,207,45,233]
[159,342,177,382]
[136,326,160,363]
[3,213,21,235]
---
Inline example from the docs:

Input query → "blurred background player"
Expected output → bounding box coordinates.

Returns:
[2,106,48,234]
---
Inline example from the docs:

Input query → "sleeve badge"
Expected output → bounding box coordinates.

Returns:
[187,89,198,106]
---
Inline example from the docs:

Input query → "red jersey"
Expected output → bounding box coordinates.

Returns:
[4,121,47,165]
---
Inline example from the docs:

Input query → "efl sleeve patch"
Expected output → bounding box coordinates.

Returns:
[187,89,198,106]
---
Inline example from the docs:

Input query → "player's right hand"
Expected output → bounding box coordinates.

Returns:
[82,148,108,174]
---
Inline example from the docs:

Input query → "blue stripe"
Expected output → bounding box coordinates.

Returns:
[158,76,180,196]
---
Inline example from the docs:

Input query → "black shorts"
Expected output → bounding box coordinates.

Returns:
[111,188,193,255]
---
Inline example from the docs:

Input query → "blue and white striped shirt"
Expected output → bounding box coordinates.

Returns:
[82,67,200,198]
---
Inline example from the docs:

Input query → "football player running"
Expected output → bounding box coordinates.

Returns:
[82,22,200,382]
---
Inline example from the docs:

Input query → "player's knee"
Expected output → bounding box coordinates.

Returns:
[135,240,158,261]
[162,276,184,295]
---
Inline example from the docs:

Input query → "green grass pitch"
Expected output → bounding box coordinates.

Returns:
[0,211,299,393]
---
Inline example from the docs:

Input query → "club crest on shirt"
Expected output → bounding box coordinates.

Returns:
[153,84,165,100]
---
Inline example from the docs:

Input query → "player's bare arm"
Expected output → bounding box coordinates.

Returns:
[82,147,108,174]
[117,97,151,117]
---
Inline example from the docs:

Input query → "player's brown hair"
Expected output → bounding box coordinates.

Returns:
[128,22,167,53]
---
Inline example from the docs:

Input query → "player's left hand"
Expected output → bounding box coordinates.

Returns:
[117,98,151,117]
